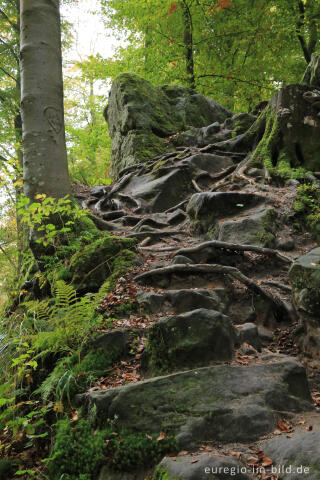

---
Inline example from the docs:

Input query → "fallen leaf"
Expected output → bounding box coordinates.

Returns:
[178,450,188,456]
[262,457,273,467]
[277,419,288,432]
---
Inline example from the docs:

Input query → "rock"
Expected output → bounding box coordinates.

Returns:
[231,113,256,135]
[285,178,300,187]
[258,326,274,345]
[155,454,251,480]
[142,309,237,373]
[89,185,109,197]
[238,323,262,352]
[99,467,149,480]
[289,247,320,316]
[84,359,312,448]
[136,289,227,315]
[92,329,143,358]
[69,235,136,293]
[263,431,320,479]
[187,191,269,235]
[176,153,234,175]
[171,255,194,265]
[119,168,193,212]
[106,73,232,177]
[167,209,187,225]
[275,237,295,251]
[217,209,277,247]
[302,52,320,88]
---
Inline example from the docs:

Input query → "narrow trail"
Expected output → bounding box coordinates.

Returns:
[74,140,320,478]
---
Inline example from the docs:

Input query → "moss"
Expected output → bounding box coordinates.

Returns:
[250,105,280,169]
[48,418,177,479]
[294,184,320,240]
[70,236,136,293]
[97,249,137,297]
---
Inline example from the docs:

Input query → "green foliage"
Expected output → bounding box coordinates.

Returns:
[47,418,177,479]
[70,236,136,293]
[17,194,89,248]
[106,430,177,471]
[47,418,106,480]
[294,183,320,239]
[100,0,319,110]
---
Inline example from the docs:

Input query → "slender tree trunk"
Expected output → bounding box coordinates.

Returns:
[181,1,195,89]
[20,0,70,202]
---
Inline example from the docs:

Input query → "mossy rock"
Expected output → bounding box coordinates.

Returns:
[70,235,136,293]
[143,309,236,375]
[106,73,232,177]
[289,247,320,316]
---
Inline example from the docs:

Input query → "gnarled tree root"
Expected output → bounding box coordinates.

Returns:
[135,263,296,321]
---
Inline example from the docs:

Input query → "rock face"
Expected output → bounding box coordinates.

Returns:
[72,68,320,480]
[105,73,232,177]
[85,359,311,448]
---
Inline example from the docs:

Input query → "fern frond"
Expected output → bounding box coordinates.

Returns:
[23,300,52,322]
[54,280,77,307]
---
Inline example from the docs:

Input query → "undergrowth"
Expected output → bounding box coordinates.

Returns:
[294,183,320,240]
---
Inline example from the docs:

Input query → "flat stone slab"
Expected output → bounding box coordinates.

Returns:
[85,359,312,448]
[155,454,251,480]
[263,431,320,479]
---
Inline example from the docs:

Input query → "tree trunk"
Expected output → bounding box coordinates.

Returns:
[181,1,195,89]
[20,0,70,202]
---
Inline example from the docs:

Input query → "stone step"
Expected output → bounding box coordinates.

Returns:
[82,358,312,449]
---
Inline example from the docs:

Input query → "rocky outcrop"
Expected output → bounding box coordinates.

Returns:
[105,73,232,177]
[72,64,320,479]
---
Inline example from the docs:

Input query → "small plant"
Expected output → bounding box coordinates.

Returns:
[294,183,320,239]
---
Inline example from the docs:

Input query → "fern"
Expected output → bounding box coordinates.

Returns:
[54,280,77,307]
[23,300,52,322]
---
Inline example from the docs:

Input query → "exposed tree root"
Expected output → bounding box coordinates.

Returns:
[262,280,292,293]
[135,263,294,320]
[174,240,292,265]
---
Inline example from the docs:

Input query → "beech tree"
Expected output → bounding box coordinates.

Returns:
[20,0,71,202]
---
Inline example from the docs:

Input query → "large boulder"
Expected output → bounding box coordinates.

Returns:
[84,359,312,448]
[105,73,232,177]
[142,309,237,373]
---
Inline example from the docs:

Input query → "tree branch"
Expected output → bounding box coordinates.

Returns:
[0,8,18,32]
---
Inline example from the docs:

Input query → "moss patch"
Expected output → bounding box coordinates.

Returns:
[70,236,136,293]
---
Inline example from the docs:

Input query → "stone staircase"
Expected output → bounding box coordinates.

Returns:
[73,74,320,479]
